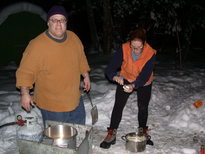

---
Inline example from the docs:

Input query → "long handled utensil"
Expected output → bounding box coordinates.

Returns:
[86,92,98,125]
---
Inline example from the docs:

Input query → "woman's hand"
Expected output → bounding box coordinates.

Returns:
[113,76,124,85]
[123,84,135,93]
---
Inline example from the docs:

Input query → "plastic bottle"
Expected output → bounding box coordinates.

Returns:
[201,145,204,154]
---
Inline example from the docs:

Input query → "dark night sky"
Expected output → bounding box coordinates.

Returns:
[0,0,204,67]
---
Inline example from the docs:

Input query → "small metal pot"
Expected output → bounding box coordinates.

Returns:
[122,132,147,152]
[44,124,77,149]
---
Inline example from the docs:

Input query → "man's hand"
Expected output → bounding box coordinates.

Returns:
[82,72,91,92]
[20,94,34,111]
[20,86,34,111]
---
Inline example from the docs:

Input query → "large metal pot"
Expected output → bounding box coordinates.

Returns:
[121,131,147,152]
[44,124,77,149]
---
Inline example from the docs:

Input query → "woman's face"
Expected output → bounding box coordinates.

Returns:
[130,39,143,55]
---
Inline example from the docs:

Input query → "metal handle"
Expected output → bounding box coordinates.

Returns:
[121,135,127,142]
[80,88,94,107]
[86,92,94,107]
[146,135,151,140]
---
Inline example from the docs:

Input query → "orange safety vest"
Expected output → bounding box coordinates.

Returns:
[120,42,156,85]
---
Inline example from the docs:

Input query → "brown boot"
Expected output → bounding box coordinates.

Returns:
[143,127,154,146]
[100,128,117,149]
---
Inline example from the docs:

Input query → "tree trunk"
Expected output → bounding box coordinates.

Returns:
[102,0,113,55]
[85,0,100,53]
[176,30,183,69]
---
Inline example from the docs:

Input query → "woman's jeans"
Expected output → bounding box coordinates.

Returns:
[39,96,85,127]
[109,83,152,129]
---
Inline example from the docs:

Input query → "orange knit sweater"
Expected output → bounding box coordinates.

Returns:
[16,30,90,112]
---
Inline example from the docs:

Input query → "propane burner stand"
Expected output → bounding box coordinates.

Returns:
[18,120,93,154]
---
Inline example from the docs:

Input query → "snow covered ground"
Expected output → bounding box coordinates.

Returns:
[0,59,205,154]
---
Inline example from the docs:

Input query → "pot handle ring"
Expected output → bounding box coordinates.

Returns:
[146,135,151,140]
[121,135,127,142]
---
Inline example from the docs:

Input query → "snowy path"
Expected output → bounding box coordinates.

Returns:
[0,64,205,154]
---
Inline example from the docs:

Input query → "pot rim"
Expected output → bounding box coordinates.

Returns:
[44,124,78,139]
[123,132,147,142]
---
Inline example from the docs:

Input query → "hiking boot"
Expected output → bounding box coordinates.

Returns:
[143,127,154,146]
[100,128,117,149]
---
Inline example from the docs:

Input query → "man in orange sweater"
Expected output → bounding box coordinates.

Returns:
[16,5,90,125]
[100,28,156,148]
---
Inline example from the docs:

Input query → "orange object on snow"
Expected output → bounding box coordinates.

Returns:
[193,100,203,108]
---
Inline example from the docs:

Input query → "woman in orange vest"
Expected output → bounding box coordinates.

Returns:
[100,28,156,149]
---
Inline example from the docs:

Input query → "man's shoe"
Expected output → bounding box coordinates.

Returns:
[100,128,117,149]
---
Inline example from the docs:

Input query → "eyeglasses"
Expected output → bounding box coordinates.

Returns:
[130,44,143,51]
[49,18,67,24]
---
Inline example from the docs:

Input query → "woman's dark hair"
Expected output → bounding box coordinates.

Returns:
[128,28,147,45]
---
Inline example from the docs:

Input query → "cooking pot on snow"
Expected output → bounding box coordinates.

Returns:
[44,124,77,149]
[121,129,148,152]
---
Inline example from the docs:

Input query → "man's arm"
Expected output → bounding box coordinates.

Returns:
[19,86,34,111]
[82,72,91,92]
